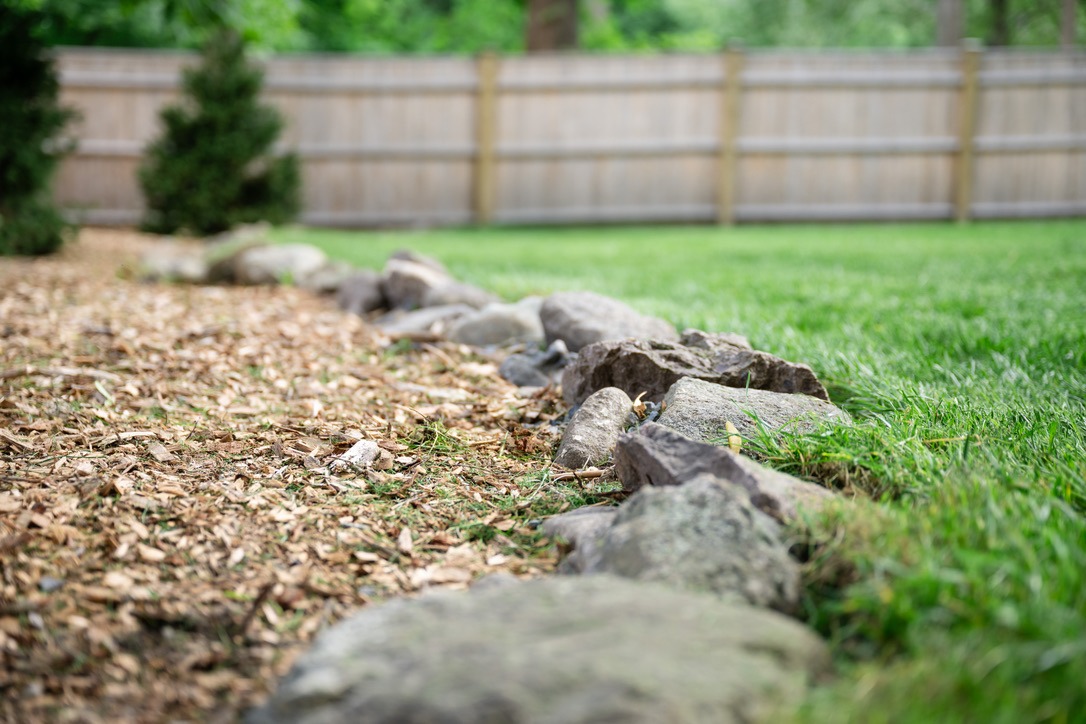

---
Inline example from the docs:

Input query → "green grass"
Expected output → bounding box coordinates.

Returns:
[273,220,1086,722]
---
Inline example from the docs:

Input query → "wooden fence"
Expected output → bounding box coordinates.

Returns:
[54,45,1086,227]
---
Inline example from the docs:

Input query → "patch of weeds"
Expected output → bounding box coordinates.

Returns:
[406,420,467,456]
[460,522,497,543]
[381,338,415,360]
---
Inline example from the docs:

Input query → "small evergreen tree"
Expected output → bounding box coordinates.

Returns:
[0,6,78,256]
[140,28,300,236]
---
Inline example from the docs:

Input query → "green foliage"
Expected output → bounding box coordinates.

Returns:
[0,5,77,256]
[139,28,300,236]
[25,0,1086,52]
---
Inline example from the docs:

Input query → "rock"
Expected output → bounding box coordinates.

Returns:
[420,280,500,310]
[335,270,386,315]
[540,291,678,352]
[658,377,851,446]
[374,304,473,337]
[447,297,544,347]
[554,387,633,469]
[297,260,356,294]
[388,248,446,274]
[380,258,452,310]
[498,339,574,388]
[574,476,800,612]
[561,335,829,407]
[679,328,752,352]
[330,439,381,470]
[249,576,830,724]
[541,505,618,546]
[540,506,618,575]
[205,221,271,247]
[233,244,329,286]
[138,245,208,284]
[613,422,837,523]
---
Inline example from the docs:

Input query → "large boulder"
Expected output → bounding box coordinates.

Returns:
[540,291,678,352]
[657,378,851,446]
[613,422,837,523]
[561,333,829,407]
[233,244,329,286]
[572,476,800,612]
[553,387,633,469]
[249,576,830,724]
[447,297,544,348]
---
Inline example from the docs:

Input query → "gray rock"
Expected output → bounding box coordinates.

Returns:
[380,258,452,310]
[297,260,356,294]
[248,576,830,724]
[374,304,473,337]
[613,422,837,523]
[554,387,633,469]
[658,377,851,446]
[680,328,752,352]
[561,336,829,407]
[576,476,800,612]
[205,222,271,247]
[139,245,208,284]
[335,270,386,315]
[388,248,446,275]
[541,506,618,575]
[233,244,329,286]
[420,280,500,310]
[540,506,618,546]
[447,298,544,347]
[540,291,678,352]
[330,439,381,470]
[499,339,574,388]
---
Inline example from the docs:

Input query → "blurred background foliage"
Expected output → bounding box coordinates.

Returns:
[14,0,1085,53]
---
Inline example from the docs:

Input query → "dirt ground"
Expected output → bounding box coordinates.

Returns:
[0,229,591,722]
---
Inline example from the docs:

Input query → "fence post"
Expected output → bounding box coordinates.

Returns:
[955,38,982,223]
[717,44,744,225]
[473,52,499,226]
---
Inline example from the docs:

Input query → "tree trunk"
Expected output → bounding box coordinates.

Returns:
[936,0,964,46]
[988,0,1010,46]
[526,0,578,52]
[1062,0,1077,47]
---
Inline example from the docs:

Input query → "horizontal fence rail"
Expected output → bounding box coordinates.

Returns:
[53,46,1086,228]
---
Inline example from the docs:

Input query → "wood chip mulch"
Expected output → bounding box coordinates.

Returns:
[0,229,606,722]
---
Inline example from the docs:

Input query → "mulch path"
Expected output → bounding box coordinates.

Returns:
[0,229,597,722]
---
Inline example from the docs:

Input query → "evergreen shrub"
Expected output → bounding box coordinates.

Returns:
[0,6,78,256]
[140,28,300,236]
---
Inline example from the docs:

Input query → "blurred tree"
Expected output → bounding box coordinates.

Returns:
[139,28,300,235]
[0,4,78,255]
[527,0,579,50]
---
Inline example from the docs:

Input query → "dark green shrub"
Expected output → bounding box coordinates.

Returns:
[139,28,300,236]
[0,6,78,256]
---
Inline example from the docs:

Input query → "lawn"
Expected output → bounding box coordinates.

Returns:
[273,220,1086,723]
